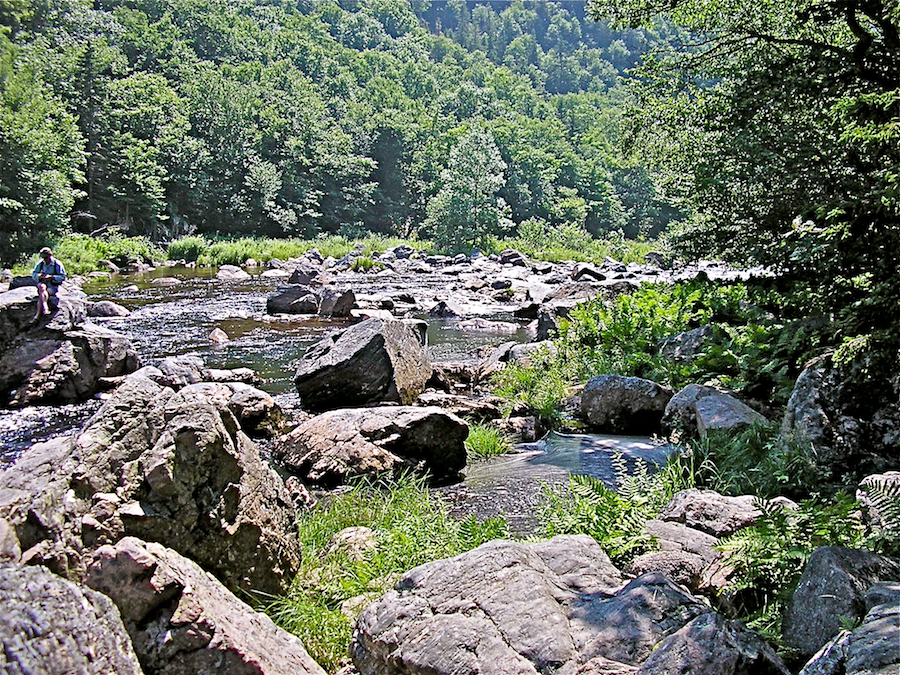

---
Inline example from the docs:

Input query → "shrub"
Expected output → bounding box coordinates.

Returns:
[465,424,513,459]
[167,235,208,262]
[16,232,166,276]
[716,494,867,645]
[266,475,506,671]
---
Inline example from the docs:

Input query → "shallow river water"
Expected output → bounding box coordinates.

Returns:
[1,265,676,531]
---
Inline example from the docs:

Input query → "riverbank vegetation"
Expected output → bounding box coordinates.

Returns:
[267,476,506,671]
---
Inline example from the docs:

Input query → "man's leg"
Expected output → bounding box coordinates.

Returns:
[34,283,49,320]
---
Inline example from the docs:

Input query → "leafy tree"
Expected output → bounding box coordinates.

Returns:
[425,125,511,251]
[0,35,84,263]
[590,0,900,338]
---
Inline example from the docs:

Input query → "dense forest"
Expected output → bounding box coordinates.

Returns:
[0,0,684,263]
[2,0,897,345]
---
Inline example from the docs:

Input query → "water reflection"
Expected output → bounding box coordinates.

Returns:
[439,433,679,536]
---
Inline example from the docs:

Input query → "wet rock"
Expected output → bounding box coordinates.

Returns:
[267,285,321,314]
[0,562,144,675]
[636,612,790,675]
[209,327,229,343]
[273,406,467,486]
[288,261,323,285]
[0,323,139,406]
[581,375,673,435]
[500,249,528,266]
[319,286,356,317]
[150,277,180,286]
[86,537,326,675]
[457,318,518,334]
[294,318,432,412]
[428,300,461,317]
[352,535,638,675]
[657,326,714,365]
[0,376,301,597]
[216,264,251,281]
[784,546,900,659]
[88,300,131,317]
[572,263,606,282]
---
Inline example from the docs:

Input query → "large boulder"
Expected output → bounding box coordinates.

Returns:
[637,612,790,675]
[350,535,727,675]
[0,562,144,675]
[798,583,900,675]
[266,285,356,316]
[695,394,766,436]
[580,375,673,434]
[0,376,301,597]
[273,406,467,486]
[294,318,432,412]
[86,537,326,675]
[662,385,765,438]
[0,323,139,406]
[783,546,900,659]
[780,350,900,482]
[659,489,764,538]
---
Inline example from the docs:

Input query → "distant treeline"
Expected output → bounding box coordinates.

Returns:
[0,0,684,264]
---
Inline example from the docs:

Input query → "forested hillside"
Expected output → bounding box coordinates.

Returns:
[0,0,681,264]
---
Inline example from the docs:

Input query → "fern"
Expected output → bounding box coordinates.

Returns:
[538,452,693,567]
[860,476,900,556]
[715,493,866,643]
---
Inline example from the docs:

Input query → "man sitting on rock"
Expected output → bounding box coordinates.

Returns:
[32,246,66,320]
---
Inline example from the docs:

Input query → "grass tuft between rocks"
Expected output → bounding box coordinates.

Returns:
[465,423,514,459]
[266,474,507,672]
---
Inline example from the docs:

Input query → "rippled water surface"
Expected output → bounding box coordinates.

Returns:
[1,265,531,462]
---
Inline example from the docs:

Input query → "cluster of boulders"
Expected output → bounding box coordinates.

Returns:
[0,279,139,406]
[2,246,898,675]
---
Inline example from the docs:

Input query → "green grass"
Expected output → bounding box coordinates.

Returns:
[12,232,166,276]
[465,424,514,459]
[168,235,429,266]
[489,223,659,264]
[266,475,507,672]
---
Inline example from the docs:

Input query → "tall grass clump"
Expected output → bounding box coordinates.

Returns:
[267,475,506,672]
[167,235,429,267]
[495,221,658,264]
[15,232,165,276]
[685,422,825,500]
[465,424,514,459]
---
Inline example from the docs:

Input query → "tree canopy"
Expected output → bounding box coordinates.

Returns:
[589,0,900,339]
[0,0,684,264]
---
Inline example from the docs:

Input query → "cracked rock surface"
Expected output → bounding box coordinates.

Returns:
[351,535,717,675]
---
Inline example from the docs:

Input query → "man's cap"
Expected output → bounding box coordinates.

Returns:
[39,247,52,256]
